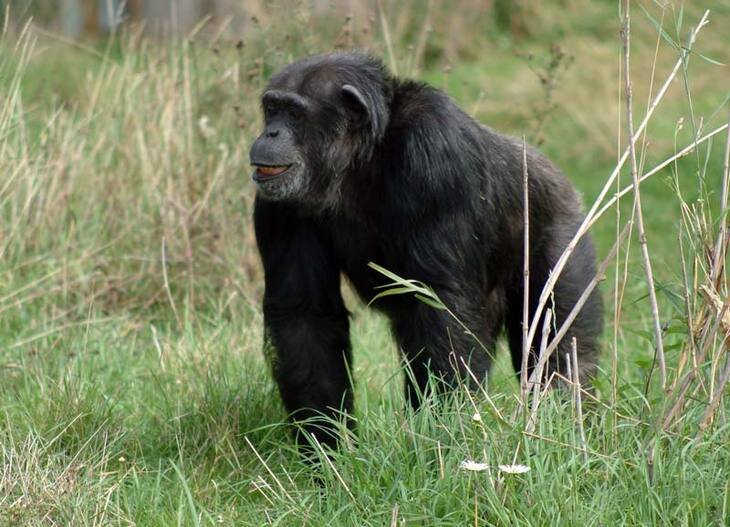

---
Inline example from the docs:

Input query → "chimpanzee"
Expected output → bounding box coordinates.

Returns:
[249,52,602,448]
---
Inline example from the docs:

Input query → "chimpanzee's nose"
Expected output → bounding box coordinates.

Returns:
[266,128,280,138]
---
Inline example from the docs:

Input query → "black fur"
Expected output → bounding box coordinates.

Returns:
[250,52,603,449]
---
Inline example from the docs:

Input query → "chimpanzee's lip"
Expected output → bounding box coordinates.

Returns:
[251,163,293,182]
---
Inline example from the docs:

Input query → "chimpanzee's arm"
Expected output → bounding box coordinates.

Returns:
[254,198,352,449]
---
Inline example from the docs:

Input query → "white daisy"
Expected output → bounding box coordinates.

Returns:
[498,464,530,474]
[460,460,489,472]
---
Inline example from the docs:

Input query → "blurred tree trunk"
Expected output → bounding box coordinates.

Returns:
[82,0,98,35]
[60,0,83,36]
[143,0,202,35]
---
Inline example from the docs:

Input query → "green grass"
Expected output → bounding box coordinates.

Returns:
[1,2,729,525]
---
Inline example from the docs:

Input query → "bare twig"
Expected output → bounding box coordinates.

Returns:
[515,220,628,424]
[31,26,105,58]
[526,308,553,434]
[542,221,631,361]
[570,337,589,463]
[459,357,509,427]
[662,115,730,433]
[622,0,666,388]
[711,111,730,288]
[2,3,9,37]
[662,300,730,430]
[8,316,117,350]
[611,2,625,435]
[594,124,729,223]
[696,353,730,437]
[524,10,711,358]
[673,219,698,390]
[520,136,531,401]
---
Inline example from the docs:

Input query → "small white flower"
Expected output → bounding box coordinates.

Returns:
[472,412,482,423]
[498,464,530,474]
[198,116,216,139]
[460,460,489,472]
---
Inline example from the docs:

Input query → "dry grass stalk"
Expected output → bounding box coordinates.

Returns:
[525,308,552,434]
[621,0,666,388]
[542,222,630,363]
[520,136,531,402]
[710,112,730,287]
[408,0,432,75]
[512,220,631,428]
[660,113,730,434]
[672,218,698,392]
[513,221,628,423]
[377,0,398,76]
[570,337,588,462]
[523,10,711,362]
[593,124,729,224]
[161,236,183,330]
[662,301,730,430]
[244,436,295,504]
[310,433,356,502]
[697,356,730,436]
[694,113,730,434]
[699,286,730,335]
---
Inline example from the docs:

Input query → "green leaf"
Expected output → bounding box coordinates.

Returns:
[414,293,446,310]
[368,286,418,306]
[691,51,725,67]
[639,4,679,51]
[368,262,446,310]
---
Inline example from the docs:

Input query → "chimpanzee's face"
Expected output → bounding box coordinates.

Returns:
[249,63,375,206]
[249,88,313,202]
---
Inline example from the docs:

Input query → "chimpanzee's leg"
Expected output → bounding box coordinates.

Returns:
[255,199,353,449]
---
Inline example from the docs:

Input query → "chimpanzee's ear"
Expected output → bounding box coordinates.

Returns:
[341,84,370,122]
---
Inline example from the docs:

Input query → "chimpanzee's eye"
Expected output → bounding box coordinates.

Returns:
[288,105,305,121]
[264,102,277,117]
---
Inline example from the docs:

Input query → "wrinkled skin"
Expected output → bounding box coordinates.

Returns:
[250,52,603,450]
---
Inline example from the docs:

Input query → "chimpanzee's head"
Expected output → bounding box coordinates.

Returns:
[249,53,391,207]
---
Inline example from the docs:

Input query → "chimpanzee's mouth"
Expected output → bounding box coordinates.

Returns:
[252,163,292,181]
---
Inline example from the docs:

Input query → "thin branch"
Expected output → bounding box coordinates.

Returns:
[524,10,711,357]
[594,124,729,223]
[711,111,730,288]
[697,351,730,437]
[695,114,730,436]
[526,308,553,434]
[520,136,531,401]
[542,221,631,361]
[662,300,730,430]
[622,0,666,388]
[571,337,589,463]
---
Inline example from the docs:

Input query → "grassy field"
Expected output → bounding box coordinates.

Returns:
[1,1,729,525]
